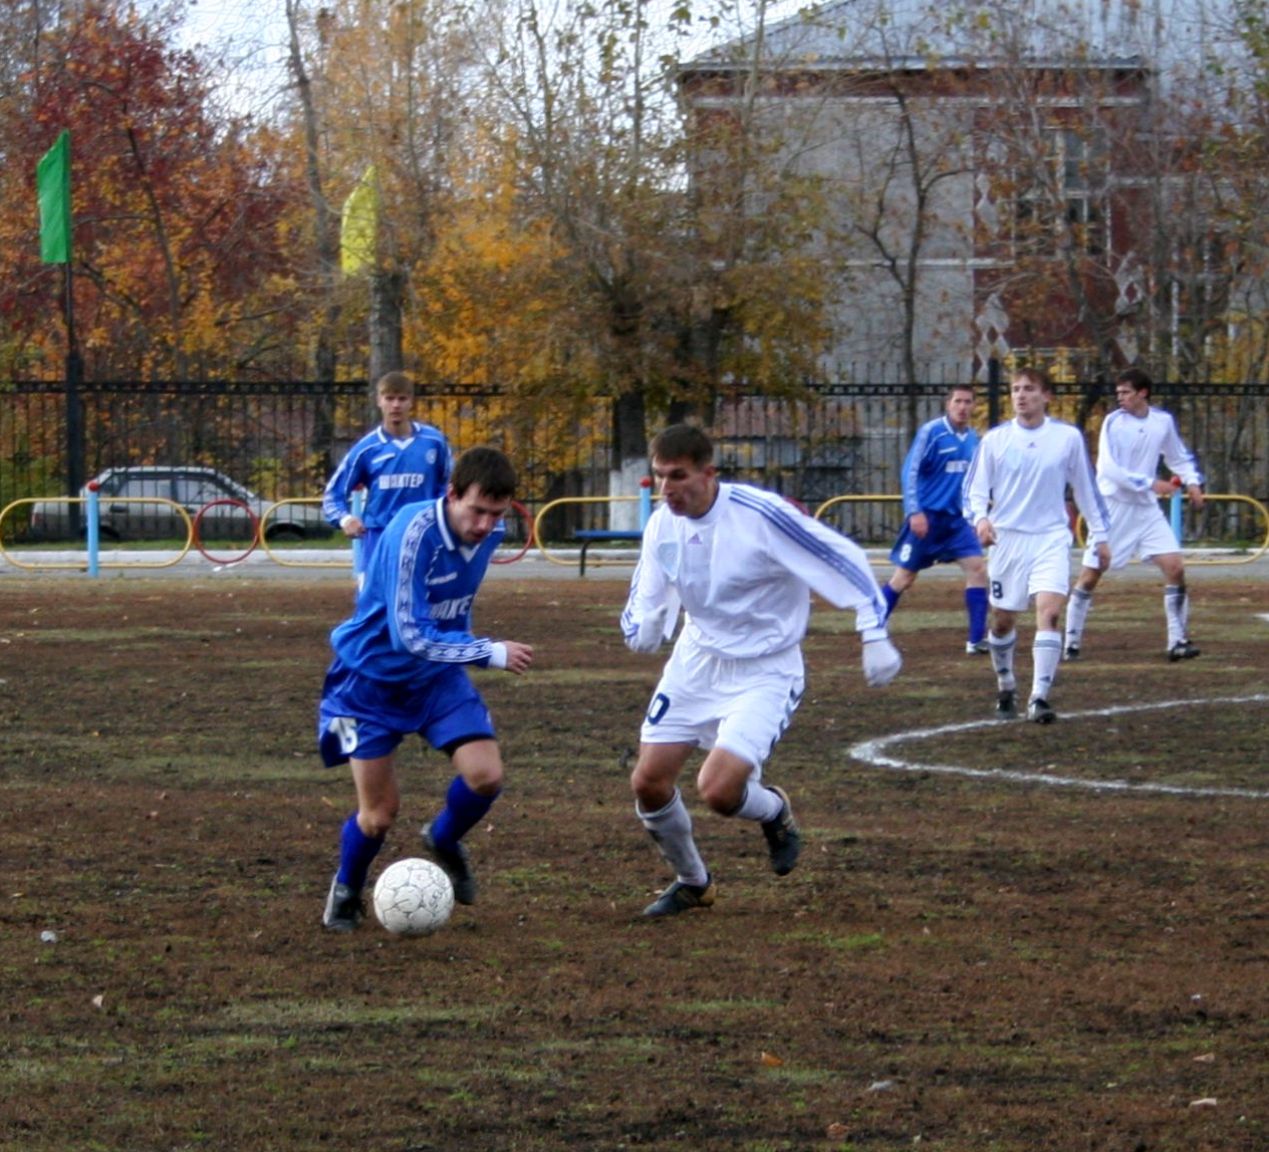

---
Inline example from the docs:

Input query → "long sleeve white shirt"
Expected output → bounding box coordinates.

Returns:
[1096,406,1203,507]
[964,417,1109,543]
[621,483,887,658]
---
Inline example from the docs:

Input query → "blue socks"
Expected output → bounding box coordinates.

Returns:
[428,775,498,853]
[881,583,901,620]
[336,813,383,891]
[337,779,501,889]
[966,586,988,644]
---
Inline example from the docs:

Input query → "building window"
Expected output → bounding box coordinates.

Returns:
[1016,126,1107,256]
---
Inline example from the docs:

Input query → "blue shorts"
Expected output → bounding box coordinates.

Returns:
[317,658,494,765]
[889,512,983,572]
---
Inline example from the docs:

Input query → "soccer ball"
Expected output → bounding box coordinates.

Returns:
[372,858,454,936]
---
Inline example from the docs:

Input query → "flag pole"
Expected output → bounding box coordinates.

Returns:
[65,259,84,535]
[37,129,83,531]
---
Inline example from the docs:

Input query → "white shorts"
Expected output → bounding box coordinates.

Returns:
[640,639,805,772]
[1080,500,1179,572]
[987,527,1073,612]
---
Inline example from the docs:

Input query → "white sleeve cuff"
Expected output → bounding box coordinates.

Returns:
[488,642,508,669]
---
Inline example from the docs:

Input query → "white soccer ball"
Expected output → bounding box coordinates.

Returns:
[372,857,454,936]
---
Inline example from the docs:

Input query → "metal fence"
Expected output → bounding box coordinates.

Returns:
[3,377,1267,546]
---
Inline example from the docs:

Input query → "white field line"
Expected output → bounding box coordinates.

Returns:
[849,695,1269,799]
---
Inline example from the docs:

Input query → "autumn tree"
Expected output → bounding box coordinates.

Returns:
[280,0,481,390]
[679,0,985,435]
[452,0,840,513]
[943,0,1265,386]
[674,0,839,394]
[0,0,302,380]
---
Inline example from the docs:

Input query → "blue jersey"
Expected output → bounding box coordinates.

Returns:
[899,415,978,518]
[329,497,505,691]
[322,422,452,532]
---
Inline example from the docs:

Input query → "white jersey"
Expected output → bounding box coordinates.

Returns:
[621,482,887,659]
[1096,406,1202,508]
[964,416,1109,543]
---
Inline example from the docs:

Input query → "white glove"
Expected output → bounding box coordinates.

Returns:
[862,634,902,687]
[629,606,668,654]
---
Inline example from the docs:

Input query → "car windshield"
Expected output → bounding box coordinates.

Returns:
[91,469,258,505]
[174,473,253,505]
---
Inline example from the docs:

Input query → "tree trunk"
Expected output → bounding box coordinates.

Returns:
[609,388,647,530]
[369,270,405,386]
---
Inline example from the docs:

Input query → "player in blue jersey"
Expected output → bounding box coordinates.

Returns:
[880,385,989,654]
[322,371,452,589]
[318,446,534,932]
[621,424,902,919]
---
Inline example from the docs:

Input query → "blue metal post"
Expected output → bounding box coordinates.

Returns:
[639,477,652,529]
[1170,486,1183,543]
[351,486,366,574]
[86,485,100,577]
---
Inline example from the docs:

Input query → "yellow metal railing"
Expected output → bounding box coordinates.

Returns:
[260,498,351,569]
[1074,493,1269,565]
[814,493,903,522]
[0,497,194,570]
[533,495,647,569]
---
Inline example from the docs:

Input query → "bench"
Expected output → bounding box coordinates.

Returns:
[573,529,642,576]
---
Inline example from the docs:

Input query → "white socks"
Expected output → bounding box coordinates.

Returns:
[637,789,709,887]
[1032,631,1062,702]
[989,629,1018,691]
[1065,587,1092,648]
[1164,585,1188,647]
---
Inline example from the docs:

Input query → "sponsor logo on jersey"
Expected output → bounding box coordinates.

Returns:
[379,473,429,490]
[431,594,475,621]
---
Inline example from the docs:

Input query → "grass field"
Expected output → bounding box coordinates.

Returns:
[1,569,1265,1151]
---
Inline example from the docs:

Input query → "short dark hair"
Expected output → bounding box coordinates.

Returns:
[1116,367,1153,395]
[649,424,713,467]
[947,384,975,398]
[1012,366,1052,392]
[376,371,415,397]
[451,446,516,500]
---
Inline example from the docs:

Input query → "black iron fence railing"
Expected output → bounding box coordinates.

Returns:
[3,376,1266,546]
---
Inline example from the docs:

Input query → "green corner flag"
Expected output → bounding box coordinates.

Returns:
[37,129,72,264]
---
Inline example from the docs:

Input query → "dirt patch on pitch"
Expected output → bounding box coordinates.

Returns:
[1,572,1265,1151]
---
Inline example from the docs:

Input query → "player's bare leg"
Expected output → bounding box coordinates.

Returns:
[697,746,800,877]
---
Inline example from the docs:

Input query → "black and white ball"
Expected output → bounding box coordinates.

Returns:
[372,858,454,936]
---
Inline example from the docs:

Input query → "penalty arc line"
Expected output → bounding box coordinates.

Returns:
[848,694,1269,800]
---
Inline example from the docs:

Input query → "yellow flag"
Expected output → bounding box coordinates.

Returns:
[340,166,378,276]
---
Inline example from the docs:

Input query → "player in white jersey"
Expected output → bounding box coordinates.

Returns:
[1063,368,1205,662]
[620,424,902,918]
[964,368,1110,724]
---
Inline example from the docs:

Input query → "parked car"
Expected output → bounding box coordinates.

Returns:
[27,466,333,543]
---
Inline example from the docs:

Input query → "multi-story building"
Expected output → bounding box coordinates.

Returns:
[676,0,1246,383]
